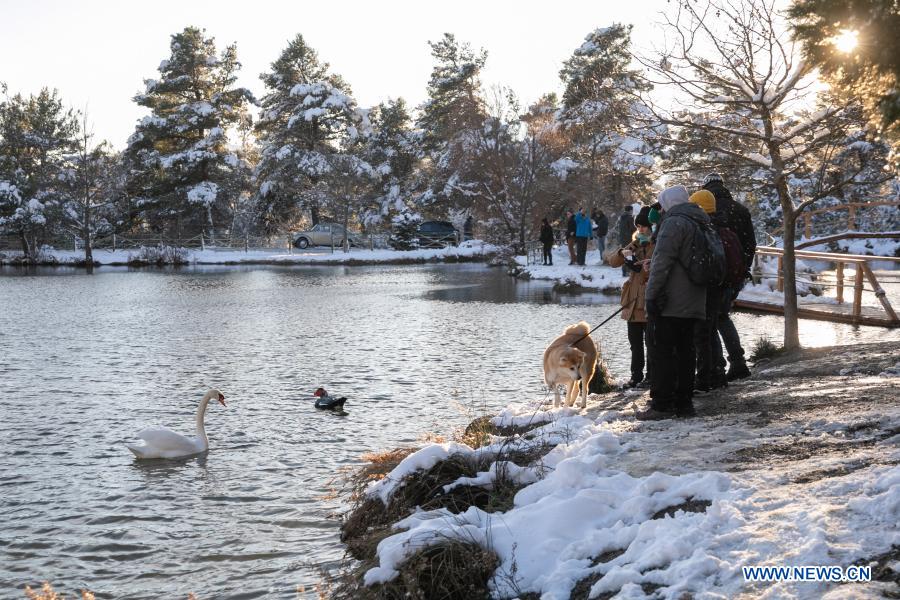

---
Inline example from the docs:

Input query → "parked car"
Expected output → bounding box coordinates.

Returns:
[292,223,361,249]
[417,221,459,248]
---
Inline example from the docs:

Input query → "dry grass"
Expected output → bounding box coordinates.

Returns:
[330,539,500,600]
[24,583,94,600]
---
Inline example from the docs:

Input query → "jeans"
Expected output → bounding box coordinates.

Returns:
[596,237,606,263]
[542,242,553,265]
[576,237,588,265]
[647,315,698,412]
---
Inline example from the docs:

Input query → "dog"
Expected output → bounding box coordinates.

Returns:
[542,321,598,408]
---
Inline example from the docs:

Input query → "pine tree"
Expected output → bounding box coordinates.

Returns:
[254,34,366,234]
[0,85,79,259]
[360,98,421,229]
[415,34,488,212]
[124,27,253,237]
[558,25,654,215]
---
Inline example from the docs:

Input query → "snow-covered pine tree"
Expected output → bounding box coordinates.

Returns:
[0,86,79,260]
[359,98,421,230]
[415,34,488,214]
[124,27,253,238]
[558,25,655,215]
[254,34,366,234]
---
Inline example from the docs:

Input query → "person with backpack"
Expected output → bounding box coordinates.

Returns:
[702,174,755,380]
[539,217,554,266]
[688,190,729,392]
[607,205,654,388]
[639,185,712,420]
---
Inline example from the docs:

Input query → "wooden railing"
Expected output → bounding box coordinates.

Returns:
[746,246,899,326]
[769,201,900,239]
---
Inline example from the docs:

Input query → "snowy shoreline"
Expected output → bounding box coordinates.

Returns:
[336,341,900,599]
[0,240,498,267]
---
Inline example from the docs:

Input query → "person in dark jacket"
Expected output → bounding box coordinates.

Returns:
[617,205,637,275]
[592,209,609,263]
[539,218,554,265]
[565,210,577,265]
[702,173,754,380]
[688,190,727,392]
[574,208,592,266]
[639,185,708,420]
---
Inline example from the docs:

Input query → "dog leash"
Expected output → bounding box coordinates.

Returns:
[570,305,626,345]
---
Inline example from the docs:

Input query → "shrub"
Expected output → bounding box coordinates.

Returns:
[127,244,189,266]
[749,335,785,362]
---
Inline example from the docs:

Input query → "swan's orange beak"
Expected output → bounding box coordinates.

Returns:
[218,393,226,407]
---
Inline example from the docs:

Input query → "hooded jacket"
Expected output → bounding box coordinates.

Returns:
[645,200,709,320]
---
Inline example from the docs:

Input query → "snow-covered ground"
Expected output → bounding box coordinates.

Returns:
[358,342,900,599]
[0,240,496,266]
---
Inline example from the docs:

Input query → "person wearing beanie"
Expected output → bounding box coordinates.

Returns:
[701,174,754,381]
[688,189,728,392]
[607,204,655,388]
[638,185,709,420]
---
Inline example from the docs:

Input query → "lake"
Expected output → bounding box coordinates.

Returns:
[0,264,895,598]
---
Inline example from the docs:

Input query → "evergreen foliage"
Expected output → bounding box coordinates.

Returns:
[123,27,253,236]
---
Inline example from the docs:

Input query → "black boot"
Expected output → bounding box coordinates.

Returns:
[726,362,751,381]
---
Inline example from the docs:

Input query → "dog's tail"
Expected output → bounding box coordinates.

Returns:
[564,321,590,336]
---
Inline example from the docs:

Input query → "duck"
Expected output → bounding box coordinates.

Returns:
[313,387,347,410]
[126,389,226,459]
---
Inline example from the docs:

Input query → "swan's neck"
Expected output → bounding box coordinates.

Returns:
[195,396,212,447]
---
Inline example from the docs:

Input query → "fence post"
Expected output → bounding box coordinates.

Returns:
[288,235,293,254]
[835,262,844,304]
[776,255,784,292]
[245,235,249,253]
[804,213,811,239]
[853,263,864,322]
[112,233,117,252]
[848,205,857,231]
[200,233,205,251]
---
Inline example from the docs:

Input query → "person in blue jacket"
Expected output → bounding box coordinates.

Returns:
[574,207,592,266]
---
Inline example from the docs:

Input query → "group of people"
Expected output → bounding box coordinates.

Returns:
[605,173,757,419]
[538,208,609,266]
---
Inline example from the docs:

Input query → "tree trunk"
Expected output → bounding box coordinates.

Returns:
[19,230,30,259]
[777,180,801,351]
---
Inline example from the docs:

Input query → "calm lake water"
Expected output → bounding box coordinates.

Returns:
[1,264,896,599]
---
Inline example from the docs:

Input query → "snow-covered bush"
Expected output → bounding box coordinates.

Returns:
[128,244,189,266]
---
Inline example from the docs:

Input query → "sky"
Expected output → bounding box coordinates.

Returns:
[0,0,671,148]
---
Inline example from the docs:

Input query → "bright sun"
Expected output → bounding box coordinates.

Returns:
[832,29,859,53]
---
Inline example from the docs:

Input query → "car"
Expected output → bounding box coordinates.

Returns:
[292,223,360,249]
[417,221,459,248]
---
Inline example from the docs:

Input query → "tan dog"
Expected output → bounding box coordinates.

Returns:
[543,321,598,408]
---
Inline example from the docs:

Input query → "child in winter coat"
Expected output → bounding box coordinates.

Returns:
[606,205,655,388]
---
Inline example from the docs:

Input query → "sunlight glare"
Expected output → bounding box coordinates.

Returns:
[832,29,858,53]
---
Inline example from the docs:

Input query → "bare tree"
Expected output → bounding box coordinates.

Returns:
[635,0,863,350]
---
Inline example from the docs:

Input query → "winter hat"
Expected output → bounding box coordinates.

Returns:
[703,173,724,186]
[689,189,716,214]
[657,185,689,212]
[634,205,651,227]
[648,202,661,225]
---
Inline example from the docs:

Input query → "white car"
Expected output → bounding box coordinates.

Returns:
[292,223,360,249]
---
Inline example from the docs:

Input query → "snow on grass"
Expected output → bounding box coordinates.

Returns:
[362,396,900,598]
[3,239,497,266]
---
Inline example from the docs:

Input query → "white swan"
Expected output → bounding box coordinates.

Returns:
[126,389,226,459]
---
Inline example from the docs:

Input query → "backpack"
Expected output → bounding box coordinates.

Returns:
[671,214,726,287]
[717,226,746,289]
